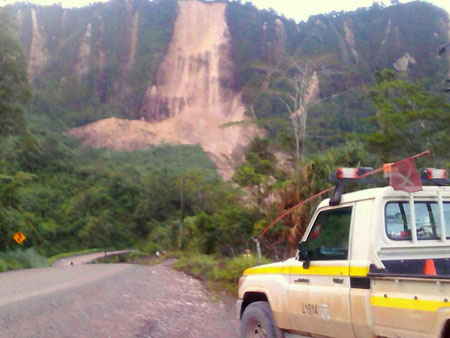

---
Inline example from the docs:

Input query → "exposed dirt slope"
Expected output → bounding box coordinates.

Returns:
[27,8,48,79]
[70,0,258,179]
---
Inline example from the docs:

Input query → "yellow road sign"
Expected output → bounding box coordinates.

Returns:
[13,231,26,244]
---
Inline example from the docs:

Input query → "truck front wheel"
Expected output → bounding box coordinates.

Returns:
[240,301,283,338]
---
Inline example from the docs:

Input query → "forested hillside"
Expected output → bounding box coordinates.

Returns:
[0,0,449,268]
[226,1,449,150]
[14,0,177,127]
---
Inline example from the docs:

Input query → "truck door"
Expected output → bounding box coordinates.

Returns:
[288,205,355,338]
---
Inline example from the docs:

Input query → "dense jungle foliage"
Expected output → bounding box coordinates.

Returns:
[0,1,449,268]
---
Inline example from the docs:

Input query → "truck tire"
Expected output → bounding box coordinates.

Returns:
[240,301,283,338]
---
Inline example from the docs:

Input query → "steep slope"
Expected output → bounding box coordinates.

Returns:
[140,1,237,122]
[70,1,258,178]
[26,8,48,79]
[11,0,178,119]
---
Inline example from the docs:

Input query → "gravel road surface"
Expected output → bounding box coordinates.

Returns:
[0,260,239,338]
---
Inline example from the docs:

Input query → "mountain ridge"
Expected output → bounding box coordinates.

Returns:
[5,0,450,176]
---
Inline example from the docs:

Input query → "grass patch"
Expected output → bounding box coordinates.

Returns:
[174,253,271,294]
[95,251,146,264]
[0,248,50,272]
[47,248,110,265]
[98,250,181,266]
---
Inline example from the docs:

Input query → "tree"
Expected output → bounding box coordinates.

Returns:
[271,58,319,165]
[263,141,370,258]
[0,9,31,137]
[365,69,450,163]
[0,171,34,250]
[247,55,358,166]
[233,137,278,207]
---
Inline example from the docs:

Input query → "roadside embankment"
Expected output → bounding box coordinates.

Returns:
[0,247,49,272]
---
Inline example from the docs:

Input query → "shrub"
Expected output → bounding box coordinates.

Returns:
[142,241,163,255]
[0,258,7,272]
[0,247,49,271]
[174,253,271,293]
[47,248,106,265]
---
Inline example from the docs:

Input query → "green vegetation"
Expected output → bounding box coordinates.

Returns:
[226,1,449,152]
[174,253,271,293]
[0,1,449,278]
[364,69,450,163]
[1,133,222,256]
[0,9,31,137]
[0,13,230,261]
[0,247,49,272]
[46,247,106,265]
[11,0,177,128]
[95,250,147,264]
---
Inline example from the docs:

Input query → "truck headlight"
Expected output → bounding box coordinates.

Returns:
[238,276,246,289]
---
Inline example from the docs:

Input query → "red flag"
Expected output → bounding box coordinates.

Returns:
[390,157,422,192]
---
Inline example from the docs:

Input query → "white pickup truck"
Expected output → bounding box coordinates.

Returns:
[238,168,450,338]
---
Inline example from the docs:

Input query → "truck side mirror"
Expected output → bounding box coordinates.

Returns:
[298,241,310,269]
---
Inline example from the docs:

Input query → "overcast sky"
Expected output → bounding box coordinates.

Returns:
[0,0,448,22]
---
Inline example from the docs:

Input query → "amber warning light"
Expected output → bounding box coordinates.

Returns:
[336,168,358,179]
[424,168,447,180]
[383,163,393,178]
[420,168,450,186]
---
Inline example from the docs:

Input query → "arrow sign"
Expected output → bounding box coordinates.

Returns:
[13,231,26,244]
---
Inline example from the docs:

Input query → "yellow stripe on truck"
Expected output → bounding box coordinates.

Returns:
[349,266,371,277]
[370,296,450,312]
[243,265,370,277]
[243,266,289,275]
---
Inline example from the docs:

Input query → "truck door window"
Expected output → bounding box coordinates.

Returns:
[304,207,352,260]
[385,201,450,240]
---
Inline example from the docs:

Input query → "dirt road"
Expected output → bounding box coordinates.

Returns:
[0,260,239,338]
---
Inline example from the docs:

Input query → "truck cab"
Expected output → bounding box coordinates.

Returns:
[238,182,450,338]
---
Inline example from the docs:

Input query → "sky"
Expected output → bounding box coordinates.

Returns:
[0,0,448,22]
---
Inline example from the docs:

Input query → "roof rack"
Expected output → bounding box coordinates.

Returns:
[327,166,450,206]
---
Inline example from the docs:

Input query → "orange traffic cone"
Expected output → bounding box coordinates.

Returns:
[424,259,437,276]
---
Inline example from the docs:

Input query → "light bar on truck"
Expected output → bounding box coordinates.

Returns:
[329,167,374,182]
[336,168,358,179]
[328,167,374,206]
[424,168,447,180]
[420,168,450,186]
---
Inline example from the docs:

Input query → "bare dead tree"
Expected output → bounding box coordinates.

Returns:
[274,59,319,165]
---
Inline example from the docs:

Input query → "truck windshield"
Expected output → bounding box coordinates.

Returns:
[385,201,450,240]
